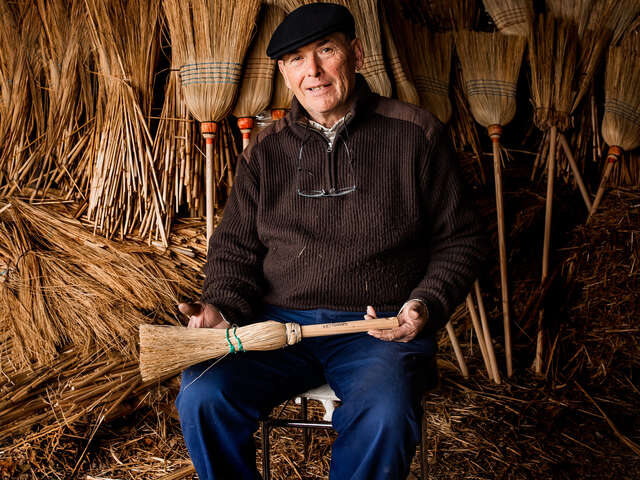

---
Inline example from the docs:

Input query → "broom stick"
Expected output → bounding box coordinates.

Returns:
[139,317,399,382]
[445,321,469,378]
[465,295,494,381]
[557,133,592,211]
[474,280,500,383]
[456,30,525,377]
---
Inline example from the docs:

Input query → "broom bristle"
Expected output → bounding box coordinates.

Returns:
[602,43,640,151]
[482,0,533,36]
[139,321,288,381]
[380,5,419,105]
[232,5,285,118]
[528,15,577,131]
[399,17,453,124]
[164,0,261,123]
[456,30,525,128]
[271,68,293,111]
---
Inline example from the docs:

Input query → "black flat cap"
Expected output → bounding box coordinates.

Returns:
[266,3,355,60]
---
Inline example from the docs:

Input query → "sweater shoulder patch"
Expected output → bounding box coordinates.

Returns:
[373,97,441,141]
[242,116,290,162]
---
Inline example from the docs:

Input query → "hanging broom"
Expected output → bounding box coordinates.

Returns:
[589,42,640,218]
[482,0,533,37]
[232,5,284,150]
[403,22,454,124]
[139,317,398,382]
[528,15,578,374]
[380,4,419,105]
[163,0,261,240]
[270,66,294,121]
[456,29,525,377]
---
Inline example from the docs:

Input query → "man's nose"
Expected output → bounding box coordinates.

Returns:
[304,54,322,77]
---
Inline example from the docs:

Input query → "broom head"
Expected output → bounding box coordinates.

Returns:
[602,43,640,152]
[139,321,289,382]
[456,30,525,128]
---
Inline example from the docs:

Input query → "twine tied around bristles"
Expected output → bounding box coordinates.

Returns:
[179,61,243,86]
[465,79,517,99]
[604,99,640,129]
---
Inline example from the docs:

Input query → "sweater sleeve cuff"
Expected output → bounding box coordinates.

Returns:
[409,292,447,334]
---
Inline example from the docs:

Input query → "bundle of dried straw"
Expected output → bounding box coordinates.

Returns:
[456,30,525,377]
[232,5,285,149]
[271,68,294,120]
[0,199,198,368]
[84,0,166,245]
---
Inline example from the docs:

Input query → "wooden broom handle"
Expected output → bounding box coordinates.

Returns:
[300,317,399,338]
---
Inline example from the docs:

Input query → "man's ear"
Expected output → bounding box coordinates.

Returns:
[277,60,292,90]
[351,38,364,71]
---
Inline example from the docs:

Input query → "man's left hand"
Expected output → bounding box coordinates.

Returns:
[366,301,428,342]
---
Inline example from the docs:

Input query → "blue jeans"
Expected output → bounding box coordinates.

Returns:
[176,305,437,480]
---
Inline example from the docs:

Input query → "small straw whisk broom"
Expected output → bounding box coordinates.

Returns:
[456,30,525,378]
[139,317,399,382]
[163,0,261,240]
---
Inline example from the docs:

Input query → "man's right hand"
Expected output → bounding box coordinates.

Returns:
[178,302,231,329]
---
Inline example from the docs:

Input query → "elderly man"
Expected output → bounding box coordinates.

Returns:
[176,3,486,479]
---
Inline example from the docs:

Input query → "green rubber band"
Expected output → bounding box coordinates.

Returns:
[232,326,245,352]
[225,328,236,354]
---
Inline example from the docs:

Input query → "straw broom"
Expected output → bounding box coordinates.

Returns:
[380,5,419,105]
[276,0,392,97]
[163,0,261,240]
[271,67,294,121]
[140,317,399,382]
[528,15,578,374]
[400,20,453,124]
[232,5,284,150]
[589,43,640,219]
[456,30,525,377]
[482,0,533,36]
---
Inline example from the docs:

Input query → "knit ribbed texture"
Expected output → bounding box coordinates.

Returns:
[201,76,487,333]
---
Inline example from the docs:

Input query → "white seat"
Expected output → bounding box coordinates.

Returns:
[294,384,340,422]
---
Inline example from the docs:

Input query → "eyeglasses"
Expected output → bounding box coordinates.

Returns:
[296,130,356,198]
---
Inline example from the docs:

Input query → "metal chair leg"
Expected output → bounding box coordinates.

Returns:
[301,396,309,461]
[261,420,271,480]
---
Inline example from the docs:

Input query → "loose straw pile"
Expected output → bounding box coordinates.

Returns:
[0,200,197,368]
[456,30,525,377]
[163,0,260,240]
[590,41,640,218]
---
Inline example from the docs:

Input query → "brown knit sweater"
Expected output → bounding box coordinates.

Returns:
[201,77,487,333]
